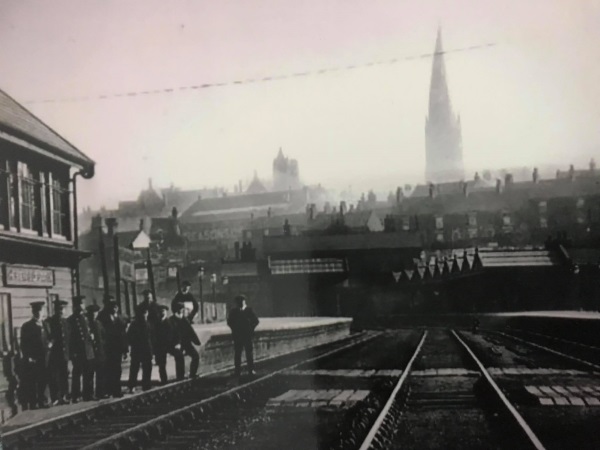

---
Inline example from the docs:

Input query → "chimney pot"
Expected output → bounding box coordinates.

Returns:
[105,217,118,237]
[533,167,539,183]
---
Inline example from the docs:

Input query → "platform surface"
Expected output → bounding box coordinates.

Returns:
[490,310,600,320]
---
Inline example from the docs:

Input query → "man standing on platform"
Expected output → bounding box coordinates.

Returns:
[20,301,51,409]
[172,302,201,379]
[127,304,155,392]
[68,296,95,402]
[227,295,259,377]
[86,304,107,398]
[154,305,182,384]
[171,281,199,323]
[46,299,70,405]
[140,289,161,326]
[99,299,128,398]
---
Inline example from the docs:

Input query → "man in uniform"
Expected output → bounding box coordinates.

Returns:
[46,299,71,405]
[171,281,199,323]
[172,302,201,379]
[86,304,107,399]
[68,296,95,402]
[154,304,181,384]
[98,299,128,398]
[227,295,260,377]
[20,301,51,409]
[127,303,155,392]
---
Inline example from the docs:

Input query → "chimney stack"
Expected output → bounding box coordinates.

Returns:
[148,178,152,190]
[474,172,481,182]
[533,167,539,183]
[396,186,403,204]
[504,174,513,189]
[92,214,103,230]
[105,217,118,237]
[308,204,315,221]
[234,241,240,260]
[495,179,502,194]
[172,207,178,219]
[428,183,435,198]
[568,164,575,181]
[340,201,347,216]
[462,182,469,197]
[590,158,596,173]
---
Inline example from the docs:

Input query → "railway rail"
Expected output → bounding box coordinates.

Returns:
[358,329,545,450]
[3,331,377,450]
[7,326,598,449]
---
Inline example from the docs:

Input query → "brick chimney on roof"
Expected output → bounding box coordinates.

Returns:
[340,201,347,216]
[495,179,502,194]
[569,164,575,181]
[105,217,118,237]
[504,174,513,189]
[533,167,539,183]
[590,158,596,173]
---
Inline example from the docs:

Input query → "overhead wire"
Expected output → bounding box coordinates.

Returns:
[23,42,496,105]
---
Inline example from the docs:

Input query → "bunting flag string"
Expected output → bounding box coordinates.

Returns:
[23,42,495,105]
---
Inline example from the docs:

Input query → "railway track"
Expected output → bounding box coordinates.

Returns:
[8,327,596,449]
[359,329,544,450]
[3,331,377,450]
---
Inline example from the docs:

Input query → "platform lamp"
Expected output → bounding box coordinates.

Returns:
[210,273,217,311]
[198,266,205,323]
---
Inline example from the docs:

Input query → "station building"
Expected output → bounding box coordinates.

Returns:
[0,89,95,355]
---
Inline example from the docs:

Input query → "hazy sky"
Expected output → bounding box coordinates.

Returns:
[1,0,599,209]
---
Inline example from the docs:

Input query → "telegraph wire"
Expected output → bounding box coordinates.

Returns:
[23,42,496,105]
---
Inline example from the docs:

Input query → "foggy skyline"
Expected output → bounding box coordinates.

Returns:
[1,0,599,209]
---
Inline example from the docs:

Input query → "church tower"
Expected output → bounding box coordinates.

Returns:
[425,28,464,183]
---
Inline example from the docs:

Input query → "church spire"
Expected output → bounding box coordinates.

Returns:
[424,28,464,183]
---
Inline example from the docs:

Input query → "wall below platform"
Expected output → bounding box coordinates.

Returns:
[200,318,353,371]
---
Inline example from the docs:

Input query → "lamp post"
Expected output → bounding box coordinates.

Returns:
[198,266,205,324]
[210,273,217,320]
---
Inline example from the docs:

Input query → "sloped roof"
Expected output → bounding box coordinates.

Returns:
[269,258,346,275]
[0,89,94,168]
[264,232,422,254]
[181,189,306,223]
[411,178,495,198]
[344,210,380,229]
[246,176,268,194]
[452,249,560,267]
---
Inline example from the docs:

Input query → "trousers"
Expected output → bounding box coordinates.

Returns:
[233,337,254,374]
[128,357,152,391]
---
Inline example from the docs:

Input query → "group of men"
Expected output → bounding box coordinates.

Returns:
[18,281,260,411]
[18,285,207,410]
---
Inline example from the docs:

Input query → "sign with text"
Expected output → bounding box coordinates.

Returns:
[3,265,54,287]
[135,268,148,281]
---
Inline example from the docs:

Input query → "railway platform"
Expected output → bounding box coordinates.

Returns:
[0,316,352,434]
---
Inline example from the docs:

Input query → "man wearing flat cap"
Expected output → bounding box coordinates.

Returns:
[98,299,128,398]
[171,281,199,323]
[86,304,107,399]
[20,301,51,409]
[227,295,259,377]
[68,296,95,402]
[140,289,161,327]
[154,304,181,384]
[171,302,201,379]
[46,299,71,405]
[127,303,155,392]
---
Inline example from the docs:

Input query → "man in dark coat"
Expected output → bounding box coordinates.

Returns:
[140,289,161,326]
[46,299,71,405]
[86,304,107,398]
[227,295,259,377]
[68,296,95,402]
[127,303,155,392]
[172,302,201,378]
[98,299,128,398]
[171,281,199,323]
[20,301,51,409]
[154,305,183,384]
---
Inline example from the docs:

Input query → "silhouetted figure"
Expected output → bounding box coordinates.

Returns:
[68,296,95,402]
[99,299,128,398]
[154,305,183,384]
[127,304,155,392]
[172,302,201,378]
[46,299,71,405]
[171,281,199,323]
[20,301,51,409]
[86,304,107,399]
[227,295,259,377]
